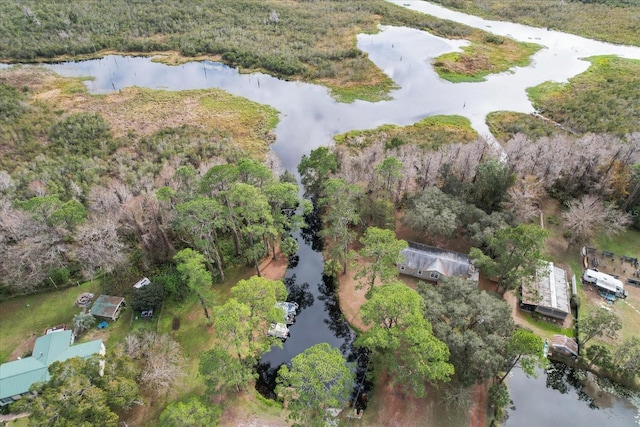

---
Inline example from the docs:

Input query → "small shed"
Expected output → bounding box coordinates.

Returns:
[89,295,126,321]
[551,334,578,358]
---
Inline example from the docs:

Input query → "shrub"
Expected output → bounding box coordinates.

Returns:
[49,113,113,157]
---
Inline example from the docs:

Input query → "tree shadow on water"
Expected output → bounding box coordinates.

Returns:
[545,361,597,409]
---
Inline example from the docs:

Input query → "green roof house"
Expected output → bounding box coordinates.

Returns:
[0,330,105,406]
[89,295,126,321]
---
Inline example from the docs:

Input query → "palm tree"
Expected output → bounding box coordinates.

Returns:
[73,312,96,336]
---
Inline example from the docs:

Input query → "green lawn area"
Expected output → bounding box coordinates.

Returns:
[517,311,574,339]
[0,263,287,426]
[596,229,640,256]
[4,417,28,427]
[0,280,101,363]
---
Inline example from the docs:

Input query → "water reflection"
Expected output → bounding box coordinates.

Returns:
[545,362,596,409]
[506,363,639,426]
[298,208,324,252]
[283,275,314,310]
[255,208,358,396]
[318,275,355,355]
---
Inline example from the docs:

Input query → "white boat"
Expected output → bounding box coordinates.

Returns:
[276,301,299,324]
[268,322,290,340]
[543,339,549,357]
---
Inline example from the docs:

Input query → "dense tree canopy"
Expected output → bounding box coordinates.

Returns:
[319,178,362,274]
[419,277,515,386]
[15,354,140,427]
[298,147,339,198]
[215,276,288,381]
[403,187,465,240]
[159,397,222,427]
[353,226,408,295]
[357,283,453,396]
[276,343,354,427]
[199,347,255,394]
[470,224,549,296]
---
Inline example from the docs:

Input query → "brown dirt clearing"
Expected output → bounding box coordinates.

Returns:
[218,390,289,427]
[355,371,470,427]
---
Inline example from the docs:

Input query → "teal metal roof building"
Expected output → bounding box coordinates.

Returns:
[89,295,126,321]
[0,330,105,406]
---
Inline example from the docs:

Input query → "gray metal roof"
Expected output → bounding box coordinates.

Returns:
[400,242,473,277]
[522,262,570,315]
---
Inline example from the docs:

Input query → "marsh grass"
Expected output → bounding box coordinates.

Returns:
[486,111,571,141]
[334,115,477,150]
[527,56,640,135]
[434,39,541,83]
[0,68,278,178]
[0,0,544,101]
[428,0,640,47]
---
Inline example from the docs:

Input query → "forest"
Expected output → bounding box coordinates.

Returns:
[2,1,640,426]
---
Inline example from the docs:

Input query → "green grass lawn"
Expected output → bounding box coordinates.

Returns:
[0,280,101,363]
[596,229,640,256]
[1,263,286,426]
[5,417,28,427]
[518,311,574,339]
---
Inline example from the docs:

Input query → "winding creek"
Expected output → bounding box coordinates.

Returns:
[2,0,640,423]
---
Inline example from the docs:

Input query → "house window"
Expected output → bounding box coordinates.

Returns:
[430,272,440,280]
[417,270,423,276]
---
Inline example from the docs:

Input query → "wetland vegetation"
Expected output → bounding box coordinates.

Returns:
[0,0,543,101]
[428,0,640,47]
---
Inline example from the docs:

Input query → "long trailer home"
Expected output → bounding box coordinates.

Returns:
[397,242,478,283]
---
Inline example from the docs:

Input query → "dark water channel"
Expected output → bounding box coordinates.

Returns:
[506,363,639,426]
[255,209,371,406]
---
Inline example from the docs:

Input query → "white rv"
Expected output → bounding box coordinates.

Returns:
[582,269,627,298]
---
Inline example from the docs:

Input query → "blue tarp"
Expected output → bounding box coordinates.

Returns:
[97,321,108,329]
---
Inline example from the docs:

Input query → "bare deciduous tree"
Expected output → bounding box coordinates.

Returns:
[0,226,67,293]
[71,217,128,280]
[503,175,544,223]
[562,195,631,243]
[125,331,185,398]
[121,193,174,268]
[87,184,124,217]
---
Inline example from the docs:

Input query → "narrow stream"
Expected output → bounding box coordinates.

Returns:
[254,208,371,408]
